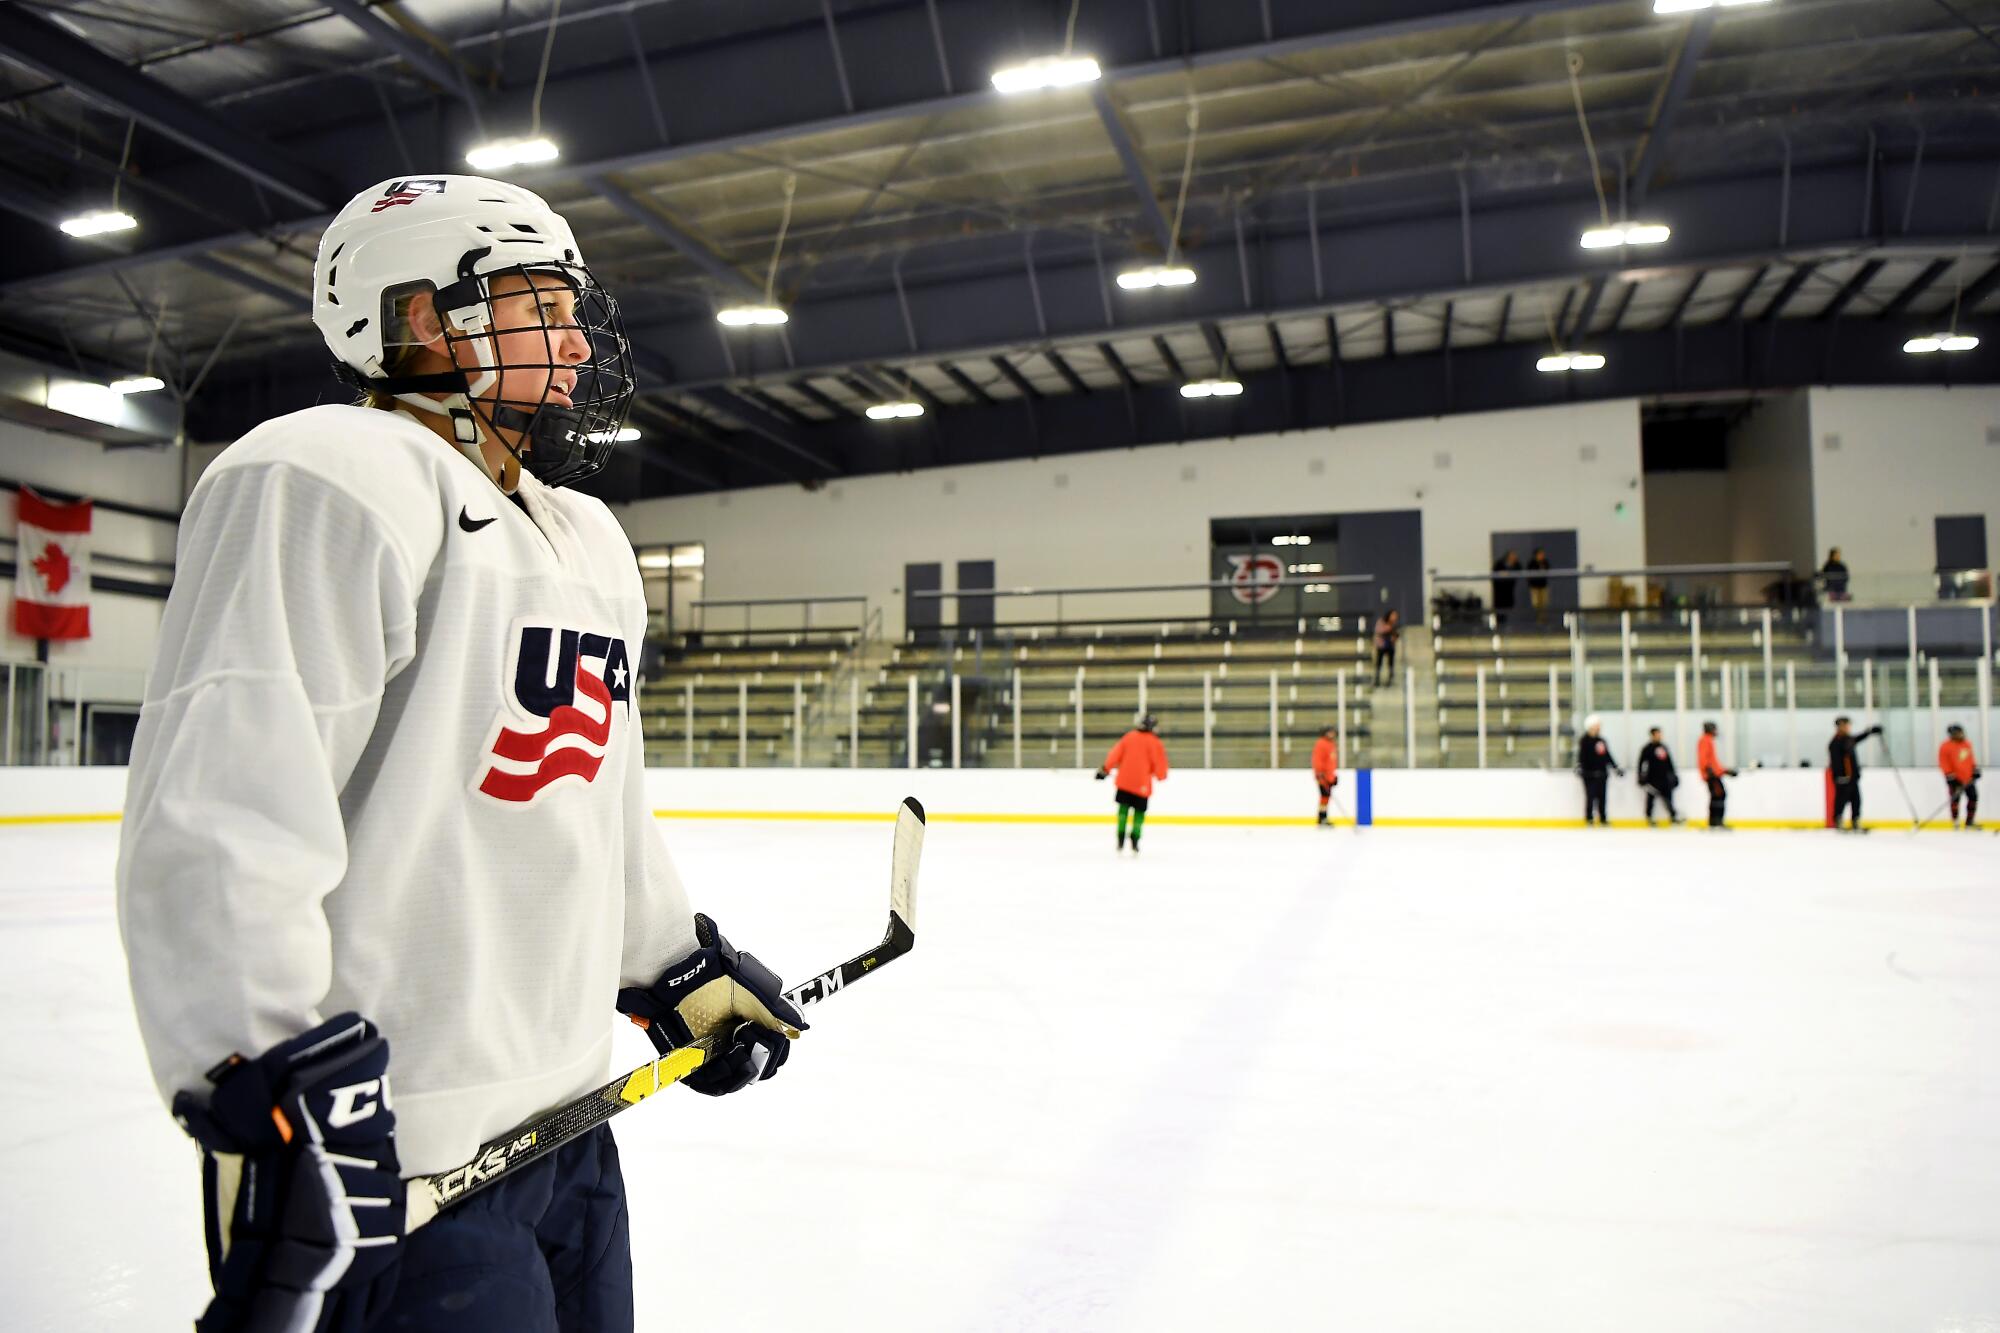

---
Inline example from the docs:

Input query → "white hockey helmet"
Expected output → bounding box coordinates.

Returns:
[312,175,634,488]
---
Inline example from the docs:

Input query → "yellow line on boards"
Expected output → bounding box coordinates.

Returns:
[0,810,1963,835]
[651,810,1959,832]
[0,812,122,826]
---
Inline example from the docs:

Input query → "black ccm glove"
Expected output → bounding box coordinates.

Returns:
[618,914,808,1097]
[173,1014,404,1333]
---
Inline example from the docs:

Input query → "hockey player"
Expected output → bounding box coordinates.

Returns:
[1635,727,1682,826]
[1940,723,1981,829]
[1311,724,1339,825]
[117,177,805,1332]
[1575,714,1624,827]
[1097,714,1169,852]
[1828,715,1883,831]
[1696,721,1738,830]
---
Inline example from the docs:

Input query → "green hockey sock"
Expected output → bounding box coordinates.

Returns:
[1131,809,1147,840]
[1117,805,1130,837]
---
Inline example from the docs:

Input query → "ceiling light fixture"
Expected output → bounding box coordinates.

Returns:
[718,174,798,330]
[464,136,560,171]
[1903,334,1979,355]
[865,401,925,420]
[1581,221,1671,250]
[1115,264,1198,290]
[715,305,789,326]
[990,54,1101,94]
[1536,352,1607,373]
[1654,0,1773,13]
[59,210,138,238]
[1121,103,1203,305]
[467,5,568,172]
[1180,378,1243,398]
[108,375,166,394]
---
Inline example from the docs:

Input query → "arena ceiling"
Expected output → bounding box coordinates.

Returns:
[0,0,1997,501]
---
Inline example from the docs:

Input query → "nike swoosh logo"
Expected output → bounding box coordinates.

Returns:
[458,507,497,533]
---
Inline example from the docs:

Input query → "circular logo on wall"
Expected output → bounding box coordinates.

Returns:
[1226,553,1284,605]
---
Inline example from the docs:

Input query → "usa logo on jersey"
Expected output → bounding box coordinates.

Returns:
[476,621,633,804]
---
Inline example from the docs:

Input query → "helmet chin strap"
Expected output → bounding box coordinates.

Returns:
[387,304,528,491]
[393,389,520,490]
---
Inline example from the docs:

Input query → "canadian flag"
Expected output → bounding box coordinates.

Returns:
[13,489,91,641]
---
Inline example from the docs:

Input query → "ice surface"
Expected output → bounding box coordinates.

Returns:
[3,819,1996,1332]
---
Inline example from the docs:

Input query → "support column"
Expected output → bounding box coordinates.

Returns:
[1930,657,1942,758]
[1719,659,1733,761]
[1673,662,1688,765]
[1012,667,1022,769]
[1620,609,1633,758]
[1075,666,1085,768]
[1405,667,1417,769]
[1906,606,1920,767]
[1269,670,1279,770]
[1336,671,1348,769]
[1835,605,1847,709]
[1761,607,1775,707]
[1690,610,1702,711]
[1476,666,1488,770]
[1203,672,1214,769]
[1548,663,1559,768]
[1785,661,1798,769]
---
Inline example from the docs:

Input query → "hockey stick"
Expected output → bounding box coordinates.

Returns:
[1868,732,1925,831]
[1325,785,1360,833]
[405,795,925,1230]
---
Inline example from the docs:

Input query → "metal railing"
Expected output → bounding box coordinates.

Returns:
[687,595,869,641]
[0,661,149,766]
[636,637,1383,771]
[910,575,1377,635]
[1423,603,1994,772]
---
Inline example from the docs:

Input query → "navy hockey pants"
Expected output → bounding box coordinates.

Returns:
[373,1125,633,1332]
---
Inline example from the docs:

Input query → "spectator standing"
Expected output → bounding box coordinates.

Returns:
[1820,547,1851,602]
[1491,550,1521,628]
[1526,547,1552,622]
[1372,609,1400,686]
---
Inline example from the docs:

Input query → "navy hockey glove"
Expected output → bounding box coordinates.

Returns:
[618,914,809,1097]
[173,1014,404,1333]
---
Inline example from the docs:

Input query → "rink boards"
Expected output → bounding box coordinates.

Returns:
[0,764,1970,831]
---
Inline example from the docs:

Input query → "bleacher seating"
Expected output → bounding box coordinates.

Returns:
[1428,610,1827,767]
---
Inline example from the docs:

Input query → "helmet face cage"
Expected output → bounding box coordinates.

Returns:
[432,258,635,489]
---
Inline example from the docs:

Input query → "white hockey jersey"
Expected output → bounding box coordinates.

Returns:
[117,404,697,1176]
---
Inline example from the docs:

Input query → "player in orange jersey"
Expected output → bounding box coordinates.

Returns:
[1939,723,1980,829]
[1097,714,1169,852]
[1696,721,1738,830]
[1311,726,1339,826]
